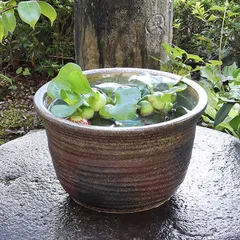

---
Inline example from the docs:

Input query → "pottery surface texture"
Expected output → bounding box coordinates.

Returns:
[34,68,207,213]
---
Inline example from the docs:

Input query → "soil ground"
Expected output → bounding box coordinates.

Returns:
[0,74,48,145]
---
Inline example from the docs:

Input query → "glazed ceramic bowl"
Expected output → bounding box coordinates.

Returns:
[34,68,207,213]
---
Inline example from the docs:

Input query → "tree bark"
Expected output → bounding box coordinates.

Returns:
[74,0,173,70]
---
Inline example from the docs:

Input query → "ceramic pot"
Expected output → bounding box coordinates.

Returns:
[34,68,207,213]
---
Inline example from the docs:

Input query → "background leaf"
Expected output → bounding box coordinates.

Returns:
[0,22,4,42]
[16,67,23,74]
[230,115,240,137]
[163,83,187,94]
[38,1,57,26]
[223,62,238,77]
[23,68,31,76]
[2,11,16,33]
[17,1,41,29]
[210,6,225,11]
[0,73,12,84]
[214,102,235,127]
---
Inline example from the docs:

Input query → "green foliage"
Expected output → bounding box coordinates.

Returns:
[47,63,188,125]
[0,0,57,82]
[0,0,74,77]
[17,1,41,29]
[173,0,240,65]
[16,67,31,76]
[0,0,56,40]
[200,63,240,138]
[159,43,240,139]
[38,1,57,26]
[158,43,222,78]
[0,73,12,84]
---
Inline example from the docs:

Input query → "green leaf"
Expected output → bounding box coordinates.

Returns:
[162,43,173,54]
[95,82,122,96]
[60,90,82,106]
[67,71,93,95]
[163,83,187,94]
[207,60,222,66]
[50,105,77,118]
[129,73,181,90]
[9,1,17,7]
[201,67,222,90]
[23,68,31,76]
[216,122,238,138]
[161,77,183,88]
[204,104,217,119]
[129,73,163,89]
[47,63,82,99]
[226,11,237,17]
[47,78,71,99]
[57,62,82,79]
[219,90,240,102]
[200,80,218,107]
[214,102,235,127]
[174,46,187,56]
[210,6,225,11]
[0,22,4,42]
[233,68,240,78]
[16,67,23,74]
[223,62,238,77]
[2,11,16,33]
[201,115,212,123]
[17,1,41,29]
[151,56,160,62]
[0,73,12,84]
[187,54,203,62]
[38,1,57,26]
[234,22,240,30]
[208,14,218,21]
[229,115,240,137]
[50,100,84,118]
[178,68,191,76]
[109,86,141,121]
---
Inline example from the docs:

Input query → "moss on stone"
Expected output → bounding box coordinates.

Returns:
[0,105,43,145]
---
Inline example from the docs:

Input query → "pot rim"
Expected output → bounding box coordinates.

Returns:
[34,67,208,133]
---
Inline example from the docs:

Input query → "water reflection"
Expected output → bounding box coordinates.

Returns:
[53,196,178,240]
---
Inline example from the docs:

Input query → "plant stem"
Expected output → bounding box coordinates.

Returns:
[0,6,17,15]
[219,1,228,65]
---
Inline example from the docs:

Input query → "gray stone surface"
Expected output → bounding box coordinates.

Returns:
[0,127,240,240]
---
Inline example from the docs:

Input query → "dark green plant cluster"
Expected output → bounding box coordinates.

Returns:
[173,0,240,66]
[160,43,240,139]
[0,0,74,77]
[200,63,240,138]
[158,0,240,139]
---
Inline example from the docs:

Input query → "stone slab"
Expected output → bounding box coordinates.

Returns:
[0,127,240,240]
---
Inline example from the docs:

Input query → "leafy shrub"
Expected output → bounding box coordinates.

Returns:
[159,42,240,139]
[173,0,240,66]
[200,63,240,138]
[155,43,221,80]
[0,0,74,77]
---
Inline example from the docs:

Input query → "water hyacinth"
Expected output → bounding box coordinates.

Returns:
[47,63,188,127]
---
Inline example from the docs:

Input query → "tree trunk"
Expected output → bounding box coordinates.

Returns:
[74,0,173,70]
